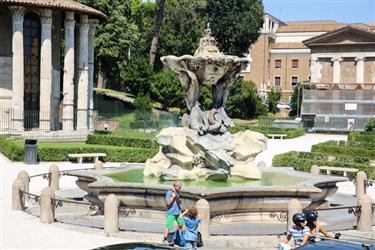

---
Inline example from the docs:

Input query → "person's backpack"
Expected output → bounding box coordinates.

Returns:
[174,230,186,247]
[197,232,203,247]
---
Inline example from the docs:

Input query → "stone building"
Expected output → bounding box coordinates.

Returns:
[243,13,375,101]
[0,0,105,134]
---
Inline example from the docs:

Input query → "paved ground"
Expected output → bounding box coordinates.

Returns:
[1,133,374,249]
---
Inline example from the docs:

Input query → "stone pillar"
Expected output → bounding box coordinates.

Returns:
[104,194,119,236]
[357,195,373,232]
[62,11,76,131]
[12,178,25,210]
[287,199,302,230]
[9,6,26,131]
[94,160,103,170]
[76,15,89,131]
[88,19,99,131]
[355,56,365,84]
[356,171,367,198]
[257,161,266,168]
[310,56,320,83]
[39,9,53,130]
[196,199,210,241]
[17,170,29,194]
[331,56,342,84]
[40,187,55,223]
[310,165,320,175]
[49,164,60,191]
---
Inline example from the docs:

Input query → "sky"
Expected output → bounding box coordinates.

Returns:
[263,0,375,24]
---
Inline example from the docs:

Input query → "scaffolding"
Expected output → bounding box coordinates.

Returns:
[301,83,375,131]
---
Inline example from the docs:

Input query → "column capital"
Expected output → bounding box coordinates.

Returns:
[79,15,89,33]
[331,56,342,62]
[355,56,365,62]
[311,56,319,63]
[9,6,26,23]
[40,9,53,25]
[88,19,99,36]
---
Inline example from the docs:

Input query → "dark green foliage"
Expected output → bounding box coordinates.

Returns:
[207,0,264,56]
[272,151,374,179]
[158,0,207,63]
[311,143,375,159]
[87,134,157,148]
[364,118,375,132]
[199,85,214,110]
[226,80,267,119]
[267,88,282,114]
[229,126,305,139]
[0,137,24,161]
[289,84,302,117]
[120,57,154,95]
[150,69,185,110]
[348,131,375,142]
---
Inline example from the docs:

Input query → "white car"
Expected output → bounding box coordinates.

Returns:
[277,102,291,109]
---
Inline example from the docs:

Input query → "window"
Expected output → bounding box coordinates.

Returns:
[275,60,281,68]
[291,76,298,86]
[292,59,299,68]
[274,76,281,87]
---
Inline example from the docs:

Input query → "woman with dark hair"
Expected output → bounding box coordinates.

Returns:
[305,211,340,241]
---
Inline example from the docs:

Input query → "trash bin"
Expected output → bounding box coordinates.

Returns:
[24,139,38,164]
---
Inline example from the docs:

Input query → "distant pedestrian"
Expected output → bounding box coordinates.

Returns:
[180,207,201,250]
[163,182,184,244]
[284,213,309,248]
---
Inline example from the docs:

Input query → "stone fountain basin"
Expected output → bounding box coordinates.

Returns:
[67,164,347,214]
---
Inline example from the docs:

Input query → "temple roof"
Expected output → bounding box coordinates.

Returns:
[0,0,106,19]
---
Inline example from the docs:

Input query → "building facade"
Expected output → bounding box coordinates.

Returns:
[0,0,105,134]
[243,13,375,102]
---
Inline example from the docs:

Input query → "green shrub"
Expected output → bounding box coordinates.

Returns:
[348,131,375,142]
[311,143,375,159]
[272,151,375,179]
[229,126,305,139]
[0,137,24,161]
[87,134,157,148]
[365,118,375,132]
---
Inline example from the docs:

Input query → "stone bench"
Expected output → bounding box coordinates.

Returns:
[267,133,287,139]
[319,166,359,177]
[68,153,106,164]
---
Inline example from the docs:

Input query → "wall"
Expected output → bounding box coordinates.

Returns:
[340,58,356,83]
[364,58,375,83]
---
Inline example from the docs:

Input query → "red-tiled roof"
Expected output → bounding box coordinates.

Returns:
[0,0,106,19]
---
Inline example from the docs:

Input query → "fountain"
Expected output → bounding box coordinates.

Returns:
[67,25,347,214]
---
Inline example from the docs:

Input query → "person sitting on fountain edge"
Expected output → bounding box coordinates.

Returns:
[284,213,309,248]
[163,182,184,244]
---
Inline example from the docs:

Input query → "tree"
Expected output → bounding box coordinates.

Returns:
[150,69,185,110]
[120,57,154,95]
[207,0,264,56]
[226,80,267,119]
[157,0,207,69]
[149,0,165,67]
[267,88,282,114]
[289,84,302,117]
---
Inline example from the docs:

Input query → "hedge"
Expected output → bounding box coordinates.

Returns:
[0,137,24,161]
[229,126,305,139]
[311,144,375,159]
[348,131,375,142]
[87,134,157,149]
[319,140,375,150]
[272,151,375,179]
[0,138,158,162]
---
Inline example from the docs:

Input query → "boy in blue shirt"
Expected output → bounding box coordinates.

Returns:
[284,213,309,248]
[163,183,184,244]
[180,207,201,250]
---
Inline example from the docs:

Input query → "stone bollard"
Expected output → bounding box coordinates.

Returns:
[17,170,30,194]
[196,199,210,241]
[40,187,55,223]
[357,194,373,232]
[287,199,302,230]
[310,165,320,175]
[104,194,120,236]
[94,160,103,170]
[49,164,60,192]
[12,178,25,210]
[257,161,267,168]
[356,171,367,198]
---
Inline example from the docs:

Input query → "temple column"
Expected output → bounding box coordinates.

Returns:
[76,15,89,131]
[331,56,342,84]
[39,9,53,130]
[355,56,365,84]
[88,19,99,131]
[10,6,26,131]
[310,56,321,83]
[62,11,75,131]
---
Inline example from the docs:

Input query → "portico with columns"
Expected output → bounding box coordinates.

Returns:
[0,1,104,133]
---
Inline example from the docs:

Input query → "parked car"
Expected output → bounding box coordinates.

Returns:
[297,238,375,250]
